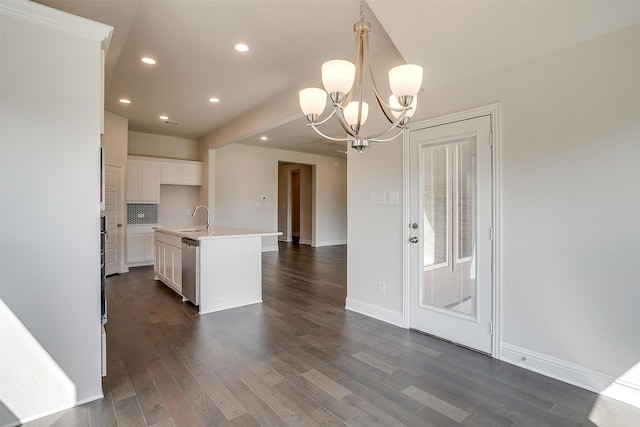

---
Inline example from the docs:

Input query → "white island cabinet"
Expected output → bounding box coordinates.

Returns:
[153,226,281,314]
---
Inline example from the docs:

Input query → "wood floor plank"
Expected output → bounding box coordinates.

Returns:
[351,351,399,375]
[113,395,146,427]
[145,358,204,427]
[302,369,352,400]
[239,371,319,426]
[402,385,469,423]
[85,378,118,427]
[122,351,171,426]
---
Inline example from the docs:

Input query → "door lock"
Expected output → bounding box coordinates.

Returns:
[411,223,419,229]
[410,236,419,243]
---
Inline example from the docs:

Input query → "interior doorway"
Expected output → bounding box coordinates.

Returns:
[104,163,126,275]
[278,162,314,245]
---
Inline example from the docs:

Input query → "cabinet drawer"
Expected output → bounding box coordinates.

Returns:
[154,231,182,248]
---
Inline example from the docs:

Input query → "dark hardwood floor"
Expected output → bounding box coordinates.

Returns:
[25,243,638,426]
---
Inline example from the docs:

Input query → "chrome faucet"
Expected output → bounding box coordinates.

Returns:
[192,205,211,233]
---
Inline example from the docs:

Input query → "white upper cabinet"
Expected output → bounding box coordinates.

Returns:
[161,161,202,186]
[127,159,161,202]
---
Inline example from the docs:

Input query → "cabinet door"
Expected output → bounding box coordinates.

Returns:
[182,163,203,186]
[154,241,162,277]
[172,245,182,290]
[165,246,174,287]
[126,161,141,201]
[140,162,161,202]
[161,163,182,184]
[144,234,155,262]
[127,235,144,263]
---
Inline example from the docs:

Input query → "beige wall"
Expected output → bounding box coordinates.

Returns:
[214,144,347,251]
[103,111,128,165]
[128,130,199,160]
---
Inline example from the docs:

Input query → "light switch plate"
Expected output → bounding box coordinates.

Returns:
[369,192,386,205]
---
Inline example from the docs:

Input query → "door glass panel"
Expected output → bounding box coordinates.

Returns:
[421,138,477,318]
[422,146,448,268]
[457,141,474,261]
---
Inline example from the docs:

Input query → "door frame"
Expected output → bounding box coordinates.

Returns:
[402,103,502,357]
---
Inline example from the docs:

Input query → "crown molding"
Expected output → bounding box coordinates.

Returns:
[1,0,112,50]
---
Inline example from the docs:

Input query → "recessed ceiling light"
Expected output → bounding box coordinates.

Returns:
[119,98,131,104]
[159,115,169,120]
[209,97,220,103]
[234,43,249,52]
[141,57,156,65]
[260,136,269,141]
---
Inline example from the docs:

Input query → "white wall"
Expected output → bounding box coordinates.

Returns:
[128,130,199,160]
[214,144,347,251]
[347,24,640,399]
[0,2,111,425]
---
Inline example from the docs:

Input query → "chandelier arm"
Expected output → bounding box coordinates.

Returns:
[369,127,406,143]
[310,108,338,126]
[307,122,354,142]
[363,39,398,125]
[364,110,410,141]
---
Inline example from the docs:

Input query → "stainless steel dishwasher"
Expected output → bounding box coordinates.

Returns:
[181,238,200,305]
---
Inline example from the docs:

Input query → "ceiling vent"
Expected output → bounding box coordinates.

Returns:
[163,120,180,125]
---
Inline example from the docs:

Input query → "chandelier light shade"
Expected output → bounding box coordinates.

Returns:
[299,0,423,152]
[344,102,369,127]
[389,95,416,121]
[322,60,356,97]
[299,88,327,120]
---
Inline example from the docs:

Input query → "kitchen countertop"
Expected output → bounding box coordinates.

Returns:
[154,225,281,240]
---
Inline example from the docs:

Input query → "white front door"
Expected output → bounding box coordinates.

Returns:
[104,164,123,275]
[409,115,493,353]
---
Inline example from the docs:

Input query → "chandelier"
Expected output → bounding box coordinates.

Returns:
[298,0,423,152]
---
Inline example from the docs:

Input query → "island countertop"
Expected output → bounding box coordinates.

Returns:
[153,225,281,240]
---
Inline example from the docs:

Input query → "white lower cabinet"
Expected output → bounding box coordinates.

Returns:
[127,226,156,266]
[154,231,182,295]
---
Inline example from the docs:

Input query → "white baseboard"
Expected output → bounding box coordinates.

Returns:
[262,245,279,252]
[501,343,640,409]
[345,297,404,327]
[312,239,347,247]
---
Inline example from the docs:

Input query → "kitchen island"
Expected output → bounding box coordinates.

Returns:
[153,226,281,314]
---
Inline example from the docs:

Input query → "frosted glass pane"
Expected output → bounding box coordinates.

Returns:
[422,146,448,267]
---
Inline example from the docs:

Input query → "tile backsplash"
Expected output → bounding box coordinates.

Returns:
[127,204,158,224]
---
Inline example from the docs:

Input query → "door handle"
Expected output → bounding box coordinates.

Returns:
[410,236,419,243]
[117,223,123,227]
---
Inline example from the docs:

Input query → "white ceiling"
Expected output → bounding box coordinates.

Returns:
[35,1,640,159]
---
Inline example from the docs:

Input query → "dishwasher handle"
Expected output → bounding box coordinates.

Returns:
[181,237,200,247]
